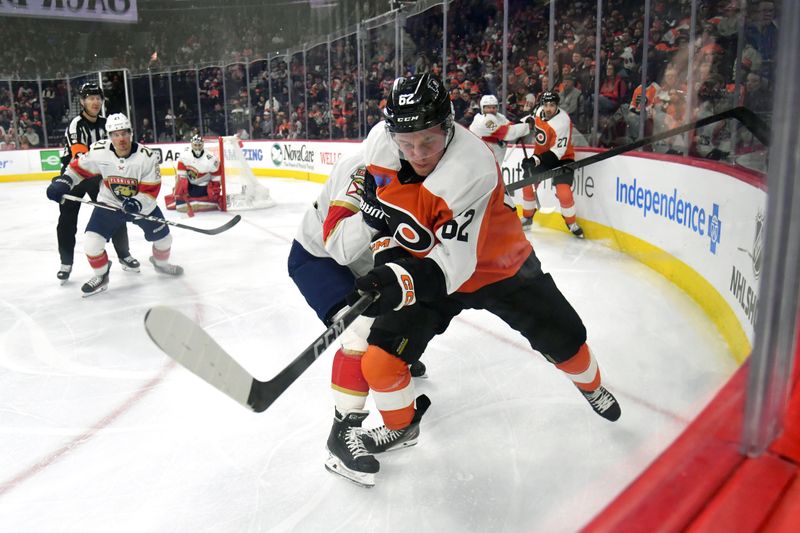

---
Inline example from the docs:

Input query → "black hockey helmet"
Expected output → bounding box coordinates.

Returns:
[79,82,104,99]
[383,74,453,134]
[539,90,560,106]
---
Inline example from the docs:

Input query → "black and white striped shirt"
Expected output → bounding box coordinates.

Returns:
[60,114,107,171]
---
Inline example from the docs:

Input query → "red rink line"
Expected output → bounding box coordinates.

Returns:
[0,360,176,498]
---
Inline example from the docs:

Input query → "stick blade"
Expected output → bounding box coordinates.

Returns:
[144,306,257,410]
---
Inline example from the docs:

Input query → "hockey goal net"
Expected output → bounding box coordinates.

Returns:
[205,136,275,211]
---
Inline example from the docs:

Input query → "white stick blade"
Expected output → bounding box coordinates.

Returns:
[144,306,255,409]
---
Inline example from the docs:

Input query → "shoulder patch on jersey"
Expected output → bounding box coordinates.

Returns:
[484,118,497,130]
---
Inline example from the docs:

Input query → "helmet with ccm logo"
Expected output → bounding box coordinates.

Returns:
[383,74,453,134]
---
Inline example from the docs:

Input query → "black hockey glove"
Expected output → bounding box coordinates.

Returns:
[347,257,447,318]
[46,175,73,202]
[521,155,542,183]
[359,170,388,231]
[122,197,143,219]
[349,263,415,317]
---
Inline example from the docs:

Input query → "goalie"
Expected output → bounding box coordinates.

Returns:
[165,135,223,212]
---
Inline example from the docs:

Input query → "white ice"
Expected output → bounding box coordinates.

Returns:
[0,177,736,532]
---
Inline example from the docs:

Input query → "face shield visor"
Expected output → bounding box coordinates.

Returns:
[388,118,451,177]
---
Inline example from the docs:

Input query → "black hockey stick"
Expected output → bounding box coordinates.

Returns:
[143,292,377,412]
[62,194,241,235]
[506,106,770,192]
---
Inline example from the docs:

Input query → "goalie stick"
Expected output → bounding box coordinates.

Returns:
[62,194,241,235]
[506,106,770,193]
[143,292,377,412]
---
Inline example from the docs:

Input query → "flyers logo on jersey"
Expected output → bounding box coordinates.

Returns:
[533,125,548,145]
[107,176,139,198]
[380,202,435,253]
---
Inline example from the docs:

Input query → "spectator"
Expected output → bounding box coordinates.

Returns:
[559,75,580,115]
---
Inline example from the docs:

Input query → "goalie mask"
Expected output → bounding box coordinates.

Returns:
[190,135,204,157]
[383,74,454,178]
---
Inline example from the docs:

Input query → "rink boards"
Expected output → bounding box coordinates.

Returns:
[0,139,766,361]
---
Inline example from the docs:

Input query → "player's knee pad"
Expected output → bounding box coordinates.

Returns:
[555,183,575,206]
[361,345,410,393]
[339,315,373,354]
[153,233,172,252]
[84,231,107,256]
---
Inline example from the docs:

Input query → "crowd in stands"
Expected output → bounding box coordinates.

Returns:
[1,0,778,164]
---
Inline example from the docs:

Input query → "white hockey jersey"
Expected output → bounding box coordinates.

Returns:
[294,152,374,277]
[469,112,530,163]
[64,140,161,215]
[177,148,221,186]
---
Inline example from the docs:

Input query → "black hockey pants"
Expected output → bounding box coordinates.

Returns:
[56,176,130,265]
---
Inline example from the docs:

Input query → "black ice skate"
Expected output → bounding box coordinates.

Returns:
[325,409,380,488]
[119,255,141,272]
[81,261,111,297]
[149,256,184,276]
[57,264,72,284]
[580,385,621,421]
[568,222,585,239]
[409,359,427,378]
[520,216,533,229]
[361,394,431,454]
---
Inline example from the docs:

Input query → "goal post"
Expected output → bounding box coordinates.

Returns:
[206,136,275,211]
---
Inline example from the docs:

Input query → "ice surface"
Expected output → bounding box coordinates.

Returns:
[0,177,735,532]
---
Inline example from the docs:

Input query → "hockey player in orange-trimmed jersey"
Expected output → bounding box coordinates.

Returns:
[345,75,620,475]
[520,91,584,238]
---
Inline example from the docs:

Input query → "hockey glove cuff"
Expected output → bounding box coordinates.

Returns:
[370,233,410,266]
[46,175,73,202]
[348,257,447,318]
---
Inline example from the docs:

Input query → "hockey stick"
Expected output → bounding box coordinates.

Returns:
[143,292,377,412]
[517,136,541,211]
[506,106,770,193]
[62,194,241,235]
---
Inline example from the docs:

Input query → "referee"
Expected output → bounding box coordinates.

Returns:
[53,82,139,282]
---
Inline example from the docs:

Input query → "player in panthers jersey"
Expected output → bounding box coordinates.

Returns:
[165,135,224,213]
[468,94,531,164]
[520,91,584,237]
[51,82,137,283]
[344,75,619,482]
[46,113,183,297]
[288,152,425,487]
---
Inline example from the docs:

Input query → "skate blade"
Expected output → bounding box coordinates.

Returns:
[81,286,108,298]
[59,279,69,286]
[324,456,375,488]
[121,265,141,273]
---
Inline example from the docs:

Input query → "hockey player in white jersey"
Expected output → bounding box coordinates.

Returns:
[165,135,223,213]
[468,94,532,163]
[46,113,183,296]
[287,152,425,487]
